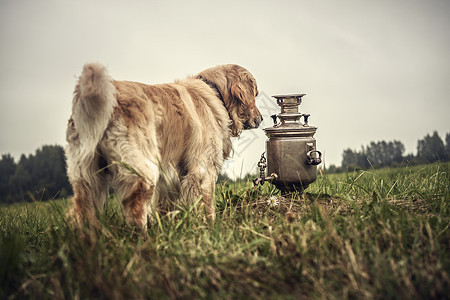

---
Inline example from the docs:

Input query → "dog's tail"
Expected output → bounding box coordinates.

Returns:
[71,63,117,154]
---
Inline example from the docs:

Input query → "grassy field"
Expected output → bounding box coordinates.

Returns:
[1,162,449,299]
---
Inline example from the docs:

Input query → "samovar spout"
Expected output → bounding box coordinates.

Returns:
[252,152,278,186]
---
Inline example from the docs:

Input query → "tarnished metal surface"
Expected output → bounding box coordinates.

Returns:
[254,93,322,193]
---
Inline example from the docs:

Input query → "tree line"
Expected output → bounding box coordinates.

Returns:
[0,131,449,203]
[328,131,450,173]
[0,145,71,204]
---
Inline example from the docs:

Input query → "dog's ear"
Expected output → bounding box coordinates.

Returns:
[195,65,257,108]
[230,75,256,109]
[195,64,258,137]
[195,66,231,105]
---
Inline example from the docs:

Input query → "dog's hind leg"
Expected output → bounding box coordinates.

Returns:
[110,154,159,228]
[66,150,108,226]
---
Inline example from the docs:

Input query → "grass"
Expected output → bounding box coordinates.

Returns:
[1,162,449,299]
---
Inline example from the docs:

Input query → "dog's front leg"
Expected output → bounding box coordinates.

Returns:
[181,167,216,221]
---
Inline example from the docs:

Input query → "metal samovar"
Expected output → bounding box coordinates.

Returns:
[253,94,322,194]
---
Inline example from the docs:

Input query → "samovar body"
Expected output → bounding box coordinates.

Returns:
[254,94,321,193]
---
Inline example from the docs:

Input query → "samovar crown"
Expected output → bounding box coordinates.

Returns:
[272,94,305,114]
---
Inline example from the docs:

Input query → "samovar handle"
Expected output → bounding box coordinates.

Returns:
[271,114,278,124]
[306,150,322,165]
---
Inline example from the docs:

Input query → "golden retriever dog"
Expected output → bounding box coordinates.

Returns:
[66,63,261,227]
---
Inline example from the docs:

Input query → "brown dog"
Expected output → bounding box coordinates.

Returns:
[65,63,261,227]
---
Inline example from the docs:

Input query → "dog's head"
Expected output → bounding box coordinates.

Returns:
[195,64,262,137]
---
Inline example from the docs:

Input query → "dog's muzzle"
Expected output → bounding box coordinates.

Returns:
[244,115,263,129]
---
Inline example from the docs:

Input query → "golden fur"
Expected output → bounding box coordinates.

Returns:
[65,63,261,227]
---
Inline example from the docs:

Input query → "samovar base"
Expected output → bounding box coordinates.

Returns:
[274,181,311,195]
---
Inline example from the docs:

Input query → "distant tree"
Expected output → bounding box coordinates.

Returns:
[326,164,341,174]
[417,131,446,163]
[341,148,368,170]
[390,140,405,165]
[337,130,446,173]
[1,145,71,203]
[364,140,405,167]
[445,132,450,161]
[341,148,355,169]
[30,145,71,200]
[341,139,406,171]
[0,154,16,203]
[10,155,33,202]
[403,153,417,165]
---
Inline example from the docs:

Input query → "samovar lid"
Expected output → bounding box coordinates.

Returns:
[272,93,306,99]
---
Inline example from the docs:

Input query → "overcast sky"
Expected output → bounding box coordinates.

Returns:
[1,0,449,171]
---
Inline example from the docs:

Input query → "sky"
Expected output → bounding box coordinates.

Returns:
[1,0,449,177]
